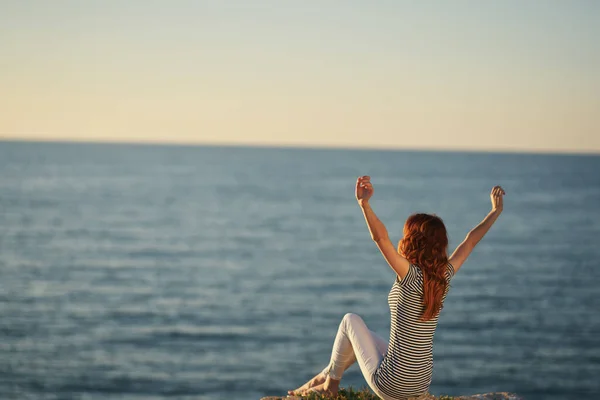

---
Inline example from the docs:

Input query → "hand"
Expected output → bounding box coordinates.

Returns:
[356,176,374,203]
[490,185,506,212]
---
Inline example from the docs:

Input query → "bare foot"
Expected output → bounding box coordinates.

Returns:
[301,382,339,397]
[288,373,326,396]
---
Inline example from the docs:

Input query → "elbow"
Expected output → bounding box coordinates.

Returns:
[372,234,390,243]
[465,232,479,249]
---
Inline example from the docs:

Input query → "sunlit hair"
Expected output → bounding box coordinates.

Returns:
[398,213,449,322]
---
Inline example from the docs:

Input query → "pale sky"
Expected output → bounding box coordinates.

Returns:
[1,1,599,153]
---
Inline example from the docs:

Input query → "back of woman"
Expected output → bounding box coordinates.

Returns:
[374,263,455,399]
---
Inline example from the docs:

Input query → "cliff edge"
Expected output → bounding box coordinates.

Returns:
[261,392,522,400]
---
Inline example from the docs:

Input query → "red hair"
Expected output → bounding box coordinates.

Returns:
[398,213,449,322]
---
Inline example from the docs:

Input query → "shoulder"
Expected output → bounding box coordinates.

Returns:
[447,262,456,279]
[397,264,422,290]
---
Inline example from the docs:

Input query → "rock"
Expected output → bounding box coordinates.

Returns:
[260,392,523,400]
[451,394,523,400]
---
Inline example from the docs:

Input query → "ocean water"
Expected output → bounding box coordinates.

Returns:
[0,141,599,400]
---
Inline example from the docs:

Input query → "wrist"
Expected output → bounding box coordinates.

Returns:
[358,199,370,208]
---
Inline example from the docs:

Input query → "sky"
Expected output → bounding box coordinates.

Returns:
[1,0,599,153]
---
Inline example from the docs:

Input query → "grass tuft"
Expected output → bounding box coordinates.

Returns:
[300,387,378,399]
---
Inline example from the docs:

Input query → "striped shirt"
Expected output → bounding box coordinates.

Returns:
[373,263,455,399]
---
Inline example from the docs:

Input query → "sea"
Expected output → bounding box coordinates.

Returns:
[1,141,599,400]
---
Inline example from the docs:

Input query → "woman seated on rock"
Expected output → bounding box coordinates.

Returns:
[288,176,505,400]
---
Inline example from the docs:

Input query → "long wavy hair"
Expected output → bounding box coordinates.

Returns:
[398,213,449,322]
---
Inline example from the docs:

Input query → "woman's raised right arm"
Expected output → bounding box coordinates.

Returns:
[449,186,505,273]
[356,176,410,279]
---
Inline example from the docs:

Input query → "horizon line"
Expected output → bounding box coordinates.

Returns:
[1,137,599,157]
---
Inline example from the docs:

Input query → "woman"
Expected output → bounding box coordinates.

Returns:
[288,176,505,399]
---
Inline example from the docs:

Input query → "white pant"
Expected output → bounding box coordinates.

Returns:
[321,313,398,400]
